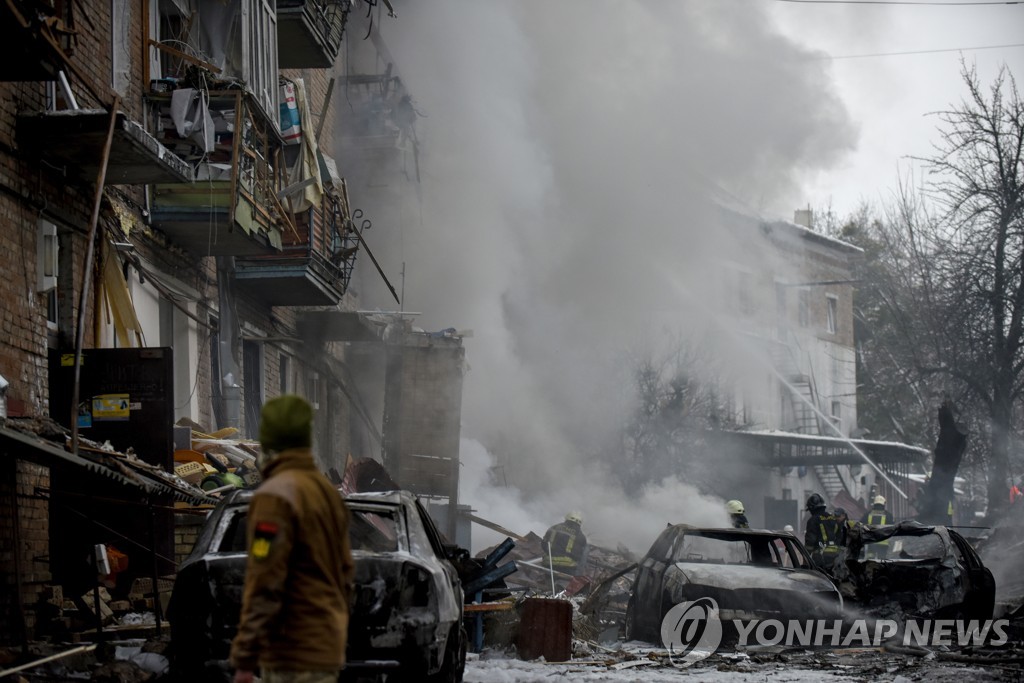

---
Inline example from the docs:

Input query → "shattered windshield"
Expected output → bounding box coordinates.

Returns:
[669,533,805,567]
[859,532,945,561]
[212,504,401,554]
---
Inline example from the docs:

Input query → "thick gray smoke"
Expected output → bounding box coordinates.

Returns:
[348,1,857,543]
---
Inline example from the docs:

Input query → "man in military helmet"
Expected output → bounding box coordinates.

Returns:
[804,493,841,574]
[231,396,355,683]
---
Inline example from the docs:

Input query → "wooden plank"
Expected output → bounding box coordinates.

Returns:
[464,601,515,613]
[147,39,222,74]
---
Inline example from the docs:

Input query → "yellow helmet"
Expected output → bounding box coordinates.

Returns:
[565,511,583,525]
[726,499,745,515]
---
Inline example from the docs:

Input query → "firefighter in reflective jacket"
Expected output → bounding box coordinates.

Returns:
[803,493,841,573]
[861,495,893,559]
[543,512,588,576]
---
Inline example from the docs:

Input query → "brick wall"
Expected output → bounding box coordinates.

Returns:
[173,513,205,568]
[0,457,52,645]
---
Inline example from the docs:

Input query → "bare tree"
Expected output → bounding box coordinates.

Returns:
[913,64,1024,515]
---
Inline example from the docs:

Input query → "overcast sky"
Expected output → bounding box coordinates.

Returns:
[768,0,1024,219]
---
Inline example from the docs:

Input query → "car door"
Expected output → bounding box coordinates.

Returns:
[949,531,995,620]
[632,527,679,637]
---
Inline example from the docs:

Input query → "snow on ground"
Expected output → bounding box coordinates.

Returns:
[464,657,859,682]
[462,650,1008,682]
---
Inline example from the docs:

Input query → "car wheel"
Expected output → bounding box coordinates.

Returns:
[427,624,466,683]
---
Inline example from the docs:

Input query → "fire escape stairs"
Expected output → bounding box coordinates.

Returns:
[771,343,850,503]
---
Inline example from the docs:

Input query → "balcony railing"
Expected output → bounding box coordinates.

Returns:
[277,0,350,69]
[234,184,358,306]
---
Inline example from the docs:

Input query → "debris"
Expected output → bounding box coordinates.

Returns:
[0,644,97,679]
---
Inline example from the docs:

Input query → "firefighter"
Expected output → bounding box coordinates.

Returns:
[726,499,750,528]
[804,493,841,573]
[543,511,588,576]
[861,495,893,525]
[861,495,893,559]
[834,507,853,546]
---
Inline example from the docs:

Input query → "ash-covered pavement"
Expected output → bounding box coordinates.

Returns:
[462,644,1015,682]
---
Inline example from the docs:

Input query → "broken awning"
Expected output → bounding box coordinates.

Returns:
[0,425,215,505]
[17,109,193,185]
[722,429,930,467]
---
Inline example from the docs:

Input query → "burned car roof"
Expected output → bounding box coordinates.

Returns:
[832,522,995,621]
[625,522,842,641]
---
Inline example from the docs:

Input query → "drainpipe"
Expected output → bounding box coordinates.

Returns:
[216,257,241,429]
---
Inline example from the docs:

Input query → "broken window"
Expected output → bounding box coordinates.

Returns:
[349,507,399,553]
[149,0,279,124]
[826,295,838,334]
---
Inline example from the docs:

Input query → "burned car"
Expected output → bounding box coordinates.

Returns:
[625,526,842,643]
[168,489,466,682]
[832,521,994,620]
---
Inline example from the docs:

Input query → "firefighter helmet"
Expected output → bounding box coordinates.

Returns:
[805,493,826,512]
[565,511,583,525]
[873,495,886,506]
[725,499,745,515]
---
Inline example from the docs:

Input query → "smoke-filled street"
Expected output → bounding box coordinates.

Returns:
[2,0,1024,682]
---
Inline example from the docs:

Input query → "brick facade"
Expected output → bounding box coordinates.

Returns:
[0,1,363,643]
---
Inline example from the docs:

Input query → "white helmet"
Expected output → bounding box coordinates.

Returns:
[873,495,886,506]
[726,499,745,515]
[565,511,583,525]
[783,525,794,533]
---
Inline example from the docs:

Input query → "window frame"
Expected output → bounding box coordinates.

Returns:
[825,294,838,334]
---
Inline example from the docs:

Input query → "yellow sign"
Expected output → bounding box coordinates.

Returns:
[92,394,130,421]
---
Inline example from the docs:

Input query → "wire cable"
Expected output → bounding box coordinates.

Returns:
[775,0,1021,5]
[819,42,1024,59]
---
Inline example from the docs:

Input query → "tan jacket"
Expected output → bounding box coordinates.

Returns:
[230,449,355,672]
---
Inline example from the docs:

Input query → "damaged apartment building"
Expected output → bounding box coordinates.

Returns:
[708,202,929,530]
[0,0,465,645]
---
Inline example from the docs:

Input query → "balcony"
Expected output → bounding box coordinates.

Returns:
[17,110,192,185]
[277,0,350,69]
[234,189,358,306]
[148,90,289,256]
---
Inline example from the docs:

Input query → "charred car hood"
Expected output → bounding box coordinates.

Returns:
[671,562,836,592]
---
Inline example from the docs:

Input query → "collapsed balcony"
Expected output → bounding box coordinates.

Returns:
[148,89,291,256]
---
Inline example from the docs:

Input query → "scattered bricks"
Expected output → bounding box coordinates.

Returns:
[41,584,63,606]
[132,598,154,611]
[79,591,114,624]
[108,600,131,613]
[129,577,153,598]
